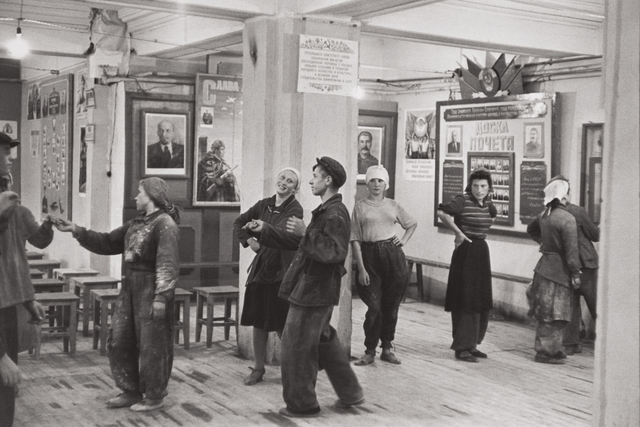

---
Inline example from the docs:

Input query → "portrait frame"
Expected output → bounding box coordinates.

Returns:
[523,122,545,158]
[581,123,603,224]
[85,124,95,142]
[141,110,190,178]
[356,126,383,181]
[445,125,463,157]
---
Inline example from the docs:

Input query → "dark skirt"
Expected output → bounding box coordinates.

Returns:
[445,238,493,313]
[241,282,289,332]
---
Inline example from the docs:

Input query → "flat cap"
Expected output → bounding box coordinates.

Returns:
[0,132,19,147]
[315,156,346,188]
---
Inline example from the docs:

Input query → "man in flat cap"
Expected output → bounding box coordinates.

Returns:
[278,156,363,418]
[0,132,53,426]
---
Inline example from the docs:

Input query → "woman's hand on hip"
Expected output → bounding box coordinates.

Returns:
[454,233,472,249]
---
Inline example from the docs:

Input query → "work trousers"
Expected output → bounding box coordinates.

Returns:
[563,268,598,347]
[535,320,569,357]
[356,239,408,354]
[450,310,489,352]
[0,306,18,427]
[280,303,363,412]
[108,271,174,400]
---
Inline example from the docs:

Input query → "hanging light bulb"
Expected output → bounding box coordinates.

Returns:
[8,25,29,59]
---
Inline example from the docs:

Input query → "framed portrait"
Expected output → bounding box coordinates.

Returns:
[193,74,243,206]
[85,88,96,108]
[356,126,383,180]
[445,125,463,157]
[581,123,603,223]
[142,111,189,177]
[523,122,544,158]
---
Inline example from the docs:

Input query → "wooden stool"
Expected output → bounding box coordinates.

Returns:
[91,289,120,356]
[32,278,65,293]
[30,269,44,279]
[71,276,121,337]
[33,292,79,359]
[28,259,62,278]
[194,286,239,348]
[174,288,193,349]
[54,268,100,291]
[26,251,44,260]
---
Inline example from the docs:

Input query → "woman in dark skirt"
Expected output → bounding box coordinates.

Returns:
[437,168,496,363]
[233,167,303,385]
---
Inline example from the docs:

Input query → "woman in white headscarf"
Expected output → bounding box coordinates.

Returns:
[526,176,581,364]
[351,165,417,366]
[233,167,303,385]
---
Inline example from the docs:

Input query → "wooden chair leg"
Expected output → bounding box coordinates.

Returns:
[206,296,214,348]
[100,301,109,356]
[184,299,191,350]
[83,289,91,337]
[195,294,203,342]
[70,303,77,357]
[62,305,69,353]
[93,299,101,350]
[416,264,425,302]
[174,300,181,345]
[224,298,232,340]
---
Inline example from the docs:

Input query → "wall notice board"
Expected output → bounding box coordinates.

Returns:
[434,93,557,237]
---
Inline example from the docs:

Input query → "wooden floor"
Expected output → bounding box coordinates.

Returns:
[14,297,593,427]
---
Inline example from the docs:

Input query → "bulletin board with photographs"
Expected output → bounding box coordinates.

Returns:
[434,93,556,237]
[39,74,73,221]
[193,74,242,206]
[468,153,515,226]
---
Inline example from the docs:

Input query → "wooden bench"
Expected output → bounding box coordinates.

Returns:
[194,286,239,348]
[32,278,66,293]
[91,289,120,356]
[54,268,100,291]
[33,292,79,359]
[174,288,193,349]
[70,276,121,337]
[28,259,62,278]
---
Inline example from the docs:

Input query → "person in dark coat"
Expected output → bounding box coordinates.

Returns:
[56,177,180,411]
[437,168,496,363]
[0,132,52,427]
[233,167,303,385]
[277,157,363,418]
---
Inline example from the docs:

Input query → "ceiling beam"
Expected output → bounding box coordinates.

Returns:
[152,30,243,60]
[63,0,261,22]
[310,0,446,19]
[0,47,86,58]
[362,25,584,58]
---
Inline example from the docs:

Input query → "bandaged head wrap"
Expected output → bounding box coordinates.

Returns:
[140,177,182,224]
[278,167,302,192]
[365,165,390,187]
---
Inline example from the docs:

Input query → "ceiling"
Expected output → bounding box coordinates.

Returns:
[0,0,605,83]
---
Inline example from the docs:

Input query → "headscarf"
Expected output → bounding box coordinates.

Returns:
[365,165,389,187]
[542,178,569,217]
[278,167,301,192]
[139,177,182,224]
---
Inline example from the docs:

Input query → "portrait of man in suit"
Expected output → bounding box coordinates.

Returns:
[524,124,544,158]
[146,117,185,170]
[446,127,462,157]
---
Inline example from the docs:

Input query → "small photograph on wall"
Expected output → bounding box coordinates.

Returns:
[200,107,214,127]
[523,122,544,158]
[357,126,383,178]
[445,125,463,157]
[143,111,187,177]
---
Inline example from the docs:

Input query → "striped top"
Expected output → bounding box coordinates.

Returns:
[438,194,496,238]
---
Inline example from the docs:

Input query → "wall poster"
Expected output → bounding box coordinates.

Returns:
[40,74,73,220]
[434,93,555,236]
[403,109,436,181]
[193,74,242,206]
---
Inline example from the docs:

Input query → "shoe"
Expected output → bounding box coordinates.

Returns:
[380,351,401,365]
[469,350,488,358]
[130,398,164,412]
[564,345,582,355]
[334,397,365,409]
[354,353,375,366]
[455,351,479,363]
[106,391,143,408]
[278,406,321,418]
[244,367,265,386]
[534,354,565,365]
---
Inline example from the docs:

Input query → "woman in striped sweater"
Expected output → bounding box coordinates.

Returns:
[437,168,496,363]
